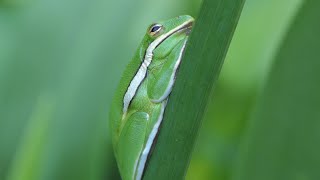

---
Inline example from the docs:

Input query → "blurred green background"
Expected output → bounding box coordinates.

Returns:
[1,0,318,179]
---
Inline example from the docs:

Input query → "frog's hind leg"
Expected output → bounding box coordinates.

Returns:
[135,101,167,180]
[116,112,149,180]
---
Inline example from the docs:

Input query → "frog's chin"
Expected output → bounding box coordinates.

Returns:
[174,20,193,36]
[174,25,192,36]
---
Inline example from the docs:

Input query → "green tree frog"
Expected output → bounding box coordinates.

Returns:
[110,15,194,180]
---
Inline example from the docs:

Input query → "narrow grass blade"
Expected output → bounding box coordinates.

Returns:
[143,0,246,179]
[6,95,54,180]
[234,1,320,179]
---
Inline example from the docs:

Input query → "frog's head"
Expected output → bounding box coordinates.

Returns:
[147,15,194,39]
[140,15,194,59]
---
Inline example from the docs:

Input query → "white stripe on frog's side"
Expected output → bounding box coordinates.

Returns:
[122,20,193,118]
[135,100,167,180]
[134,39,187,180]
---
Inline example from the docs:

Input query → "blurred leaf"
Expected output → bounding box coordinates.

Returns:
[0,0,202,179]
[187,0,303,179]
[234,0,320,179]
[7,95,54,180]
[143,0,245,179]
[0,0,144,179]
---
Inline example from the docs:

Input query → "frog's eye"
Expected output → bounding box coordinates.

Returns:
[148,24,163,36]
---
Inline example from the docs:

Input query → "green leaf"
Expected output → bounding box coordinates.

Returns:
[186,0,303,179]
[143,0,246,179]
[6,95,54,180]
[234,1,320,179]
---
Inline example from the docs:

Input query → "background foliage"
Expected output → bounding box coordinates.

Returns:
[0,0,317,179]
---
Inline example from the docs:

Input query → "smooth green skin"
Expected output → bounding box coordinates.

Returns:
[110,15,193,180]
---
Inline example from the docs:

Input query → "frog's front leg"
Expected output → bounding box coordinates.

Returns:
[147,39,188,103]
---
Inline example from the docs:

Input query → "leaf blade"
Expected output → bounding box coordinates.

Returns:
[143,0,246,179]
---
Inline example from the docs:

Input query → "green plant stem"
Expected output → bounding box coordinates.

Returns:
[143,0,246,179]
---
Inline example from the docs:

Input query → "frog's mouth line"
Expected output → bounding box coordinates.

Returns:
[156,20,194,48]
[175,20,194,33]
[177,20,194,34]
